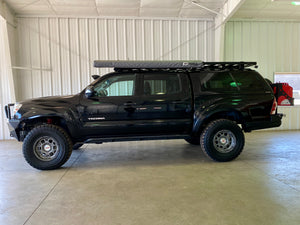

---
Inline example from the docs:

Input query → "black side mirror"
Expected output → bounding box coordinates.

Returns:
[85,86,95,98]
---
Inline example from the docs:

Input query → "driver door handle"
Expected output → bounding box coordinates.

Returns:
[124,102,137,113]
[124,102,137,106]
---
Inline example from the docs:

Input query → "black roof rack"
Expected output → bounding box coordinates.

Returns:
[94,60,204,69]
[201,62,257,70]
[93,60,257,71]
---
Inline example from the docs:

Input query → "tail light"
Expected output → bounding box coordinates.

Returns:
[271,98,277,115]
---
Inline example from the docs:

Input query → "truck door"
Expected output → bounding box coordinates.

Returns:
[79,73,140,136]
[135,72,193,135]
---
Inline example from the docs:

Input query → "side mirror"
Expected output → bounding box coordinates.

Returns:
[85,86,95,98]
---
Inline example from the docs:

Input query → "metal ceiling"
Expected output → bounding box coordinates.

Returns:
[4,0,226,18]
[233,0,300,20]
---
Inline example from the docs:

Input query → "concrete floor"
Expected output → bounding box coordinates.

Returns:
[0,131,300,225]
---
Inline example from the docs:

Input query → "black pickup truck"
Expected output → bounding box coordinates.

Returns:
[5,61,282,170]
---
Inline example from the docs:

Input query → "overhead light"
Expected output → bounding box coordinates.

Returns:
[271,0,300,5]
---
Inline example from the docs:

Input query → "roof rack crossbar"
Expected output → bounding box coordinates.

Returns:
[202,62,257,69]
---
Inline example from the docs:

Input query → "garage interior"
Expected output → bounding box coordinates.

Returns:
[0,0,300,224]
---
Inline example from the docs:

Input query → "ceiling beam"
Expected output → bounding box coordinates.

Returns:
[218,0,247,25]
[188,0,225,17]
[0,0,16,26]
[214,0,246,61]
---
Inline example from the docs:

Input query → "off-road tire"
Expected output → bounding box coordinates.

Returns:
[23,124,73,170]
[73,143,83,150]
[200,119,244,162]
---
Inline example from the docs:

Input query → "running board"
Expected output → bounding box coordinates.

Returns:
[85,135,189,144]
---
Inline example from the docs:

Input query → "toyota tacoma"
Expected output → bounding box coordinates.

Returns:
[5,61,283,170]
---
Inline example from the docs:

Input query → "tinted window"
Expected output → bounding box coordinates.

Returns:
[200,71,237,92]
[143,74,182,96]
[94,74,136,97]
[231,71,266,91]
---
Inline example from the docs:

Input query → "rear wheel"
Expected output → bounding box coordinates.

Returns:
[200,119,244,162]
[23,125,73,170]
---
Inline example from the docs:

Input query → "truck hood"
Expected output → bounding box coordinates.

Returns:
[20,95,79,107]
[15,94,81,120]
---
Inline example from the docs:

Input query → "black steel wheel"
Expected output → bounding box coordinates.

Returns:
[200,119,245,162]
[23,125,73,170]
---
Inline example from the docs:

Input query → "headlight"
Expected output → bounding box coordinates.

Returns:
[13,103,22,115]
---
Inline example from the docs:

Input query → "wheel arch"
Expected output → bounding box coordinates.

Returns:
[192,109,244,136]
[19,116,73,141]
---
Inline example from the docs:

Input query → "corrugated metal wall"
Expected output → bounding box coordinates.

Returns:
[225,21,300,80]
[224,20,300,130]
[0,20,16,140]
[0,2,17,140]
[16,17,215,101]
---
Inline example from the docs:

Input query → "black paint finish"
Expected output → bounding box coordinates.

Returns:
[5,69,282,143]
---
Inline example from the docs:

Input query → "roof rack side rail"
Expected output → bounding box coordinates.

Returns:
[94,60,204,69]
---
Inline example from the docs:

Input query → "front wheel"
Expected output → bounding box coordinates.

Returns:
[200,119,245,162]
[23,125,73,170]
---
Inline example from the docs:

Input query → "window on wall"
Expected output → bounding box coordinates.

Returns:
[274,73,300,105]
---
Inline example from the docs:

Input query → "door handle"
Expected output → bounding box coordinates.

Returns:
[124,102,137,113]
[171,100,184,104]
[124,102,137,107]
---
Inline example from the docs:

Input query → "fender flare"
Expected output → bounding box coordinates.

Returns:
[20,109,80,140]
[192,108,244,135]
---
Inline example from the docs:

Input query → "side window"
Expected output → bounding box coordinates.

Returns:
[231,71,266,91]
[143,74,182,96]
[94,74,136,97]
[200,71,238,92]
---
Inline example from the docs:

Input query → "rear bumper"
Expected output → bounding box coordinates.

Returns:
[243,114,283,132]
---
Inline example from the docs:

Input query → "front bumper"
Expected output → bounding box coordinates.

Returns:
[7,119,21,140]
[4,104,21,140]
[243,114,283,132]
